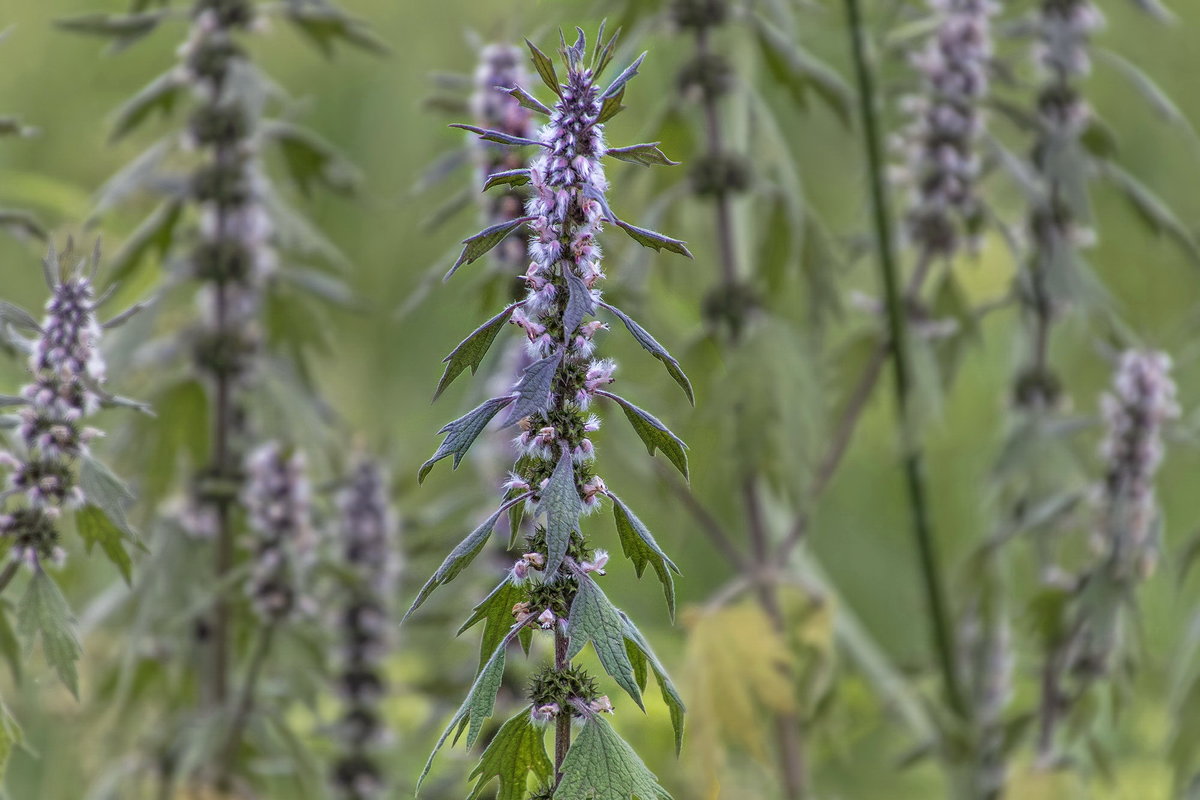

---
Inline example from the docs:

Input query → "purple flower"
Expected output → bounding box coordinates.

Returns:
[243,442,314,620]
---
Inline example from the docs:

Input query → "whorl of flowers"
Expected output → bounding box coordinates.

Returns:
[331,458,395,800]
[473,44,537,274]
[1096,349,1178,579]
[900,0,997,255]
[1035,0,1104,133]
[414,30,690,794]
[243,442,314,620]
[1,244,109,569]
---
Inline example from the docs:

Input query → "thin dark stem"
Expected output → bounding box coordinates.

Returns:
[841,0,965,717]
[695,26,739,288]
[553,627,571,786]
[655,463,751,571]
[215,623,275,791]
[0,561,20,597]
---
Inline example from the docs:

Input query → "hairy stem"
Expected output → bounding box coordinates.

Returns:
[841,0,965,717]
[553,626,571,786]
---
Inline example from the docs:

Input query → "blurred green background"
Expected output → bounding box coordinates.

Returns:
[2,0,1200,797]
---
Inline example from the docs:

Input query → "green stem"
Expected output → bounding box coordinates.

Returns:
[0,561,19,597]
[841,0,965,717]
[215,623,275,791]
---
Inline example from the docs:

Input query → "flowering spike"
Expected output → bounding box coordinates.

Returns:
[243,442,315,621]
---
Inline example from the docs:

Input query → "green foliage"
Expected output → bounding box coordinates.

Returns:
[525,39,561,97]
[608,493,679,620]
[467,710,553,800]
[448,215,534,277]
[554,715,672,800]
[567,575,643,710]
[612,218,693,259]
[0,699,22,783]
[605,143,680,168]
[600,303,693,404]
[435,302,522,400]
[75,506,134,586]
[419,395,515,482]
[600,392,689,479]
[541,449,581,577]
[16,571,82,698]
[622,613,685,755]
[459,575,534,670]
[505,350,563,426]
[78,455,138,541]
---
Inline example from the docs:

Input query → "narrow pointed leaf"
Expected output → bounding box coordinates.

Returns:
[752,14,852,126]
[598,88,626,124]
[608,493,679,620]
[404,497,527,621]
[562,266,596,343]
[483,168,532,191]
[592,26,621,78]
[1101,162,1200,264]
[600,303,693,404]
[612,218,693,258]
[75,505,134,585]
[110,71,182,141]
[79,455,138,540]
[622,612,686,753]
[435,302,523,399]
[525,39,562,97]
[602,52,646,99]
[107,198,184,285]
[56,12,166,50]
[0,301,40,333]
[597,392,688,478]
[541,449,580,578]
[503,86,552,116]
[448,216,535,278]
[450,124,546,149]
[459,575,533,669]
[419,396,515,483]
[504,349,562,426]
[16,572,81,698]
[605,143,680,167]
[567,575,643,709]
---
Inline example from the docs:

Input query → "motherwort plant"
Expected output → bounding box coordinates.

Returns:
[0,241,143,732]
[330,456,396,800]
[408,29,692,797]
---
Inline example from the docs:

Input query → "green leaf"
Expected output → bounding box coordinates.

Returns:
[503,86,552,116]
[108,198,184,285]
[0,699,22,782]
[602,53,646,99]
[448,215,535,278]
[468,709,553,800]
[78,455,137,540]
[17,571,82,698]
[567,575,643,709]
[607,494,679,620]
[1101,161,1200,264]
[0,300,40,333]
[403,498,525,622]
[56,12,166,50]
[419,637,512,791]
[483,168,532,191]
[598,87,626,124]
[0,210,46,242]
[592,25,621,79]
[542,449,581,578]
[526,39,561,97]
[0,605,22,684]
[600,303,692,404]
[450,123,545,149]
[264,120,361,196]
[622,612,686,754]
[75,505,134,585]
[419,396,514,483]
[555,715,672,800]
[605,143,680,167]
[459,575,533,670]
[563,265,596,344]
[504,349,563,426]
[283,6,388,57]
[598,392,688,479]
[751,14,852,126]
[1099,49,1196,140]
[110,70,182,142]
[612,218,693,259]
[435,302,522,400]
[136,377,208,508]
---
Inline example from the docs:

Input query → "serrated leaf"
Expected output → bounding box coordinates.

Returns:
[283,6,388,58]
[503,86,552,116]
[598,87,626,124]
[622,612,685,753]
[598,392,688,478]
[17,571,81,698]
[602,52,646,100]
[468,709,553,800]
[504,349,563,426]
[555,715,672,800]
[612,218,693,258]
[110,70,182,142]
[264,120,360,196]
[75,505,134,585]
[450,123,546,149]
[404,497,526,622]
[78,455,137,540]
[435,302,522,399]
[419,396,515,483]
[568,575,643,709]
[526,39,561,97]
[419,636,512,791]
[107,198,183,286]
[483,168,532,191]
[600,303,692,403]
[1101,161,1200,264]
[56,12,166,50]
[459,575,532,670]
[605,143,680,167]
[542,449,581,578]
[608,493,679,620]
[448,215,535,278]
[563,266,596,344]
[751,14,852,125]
